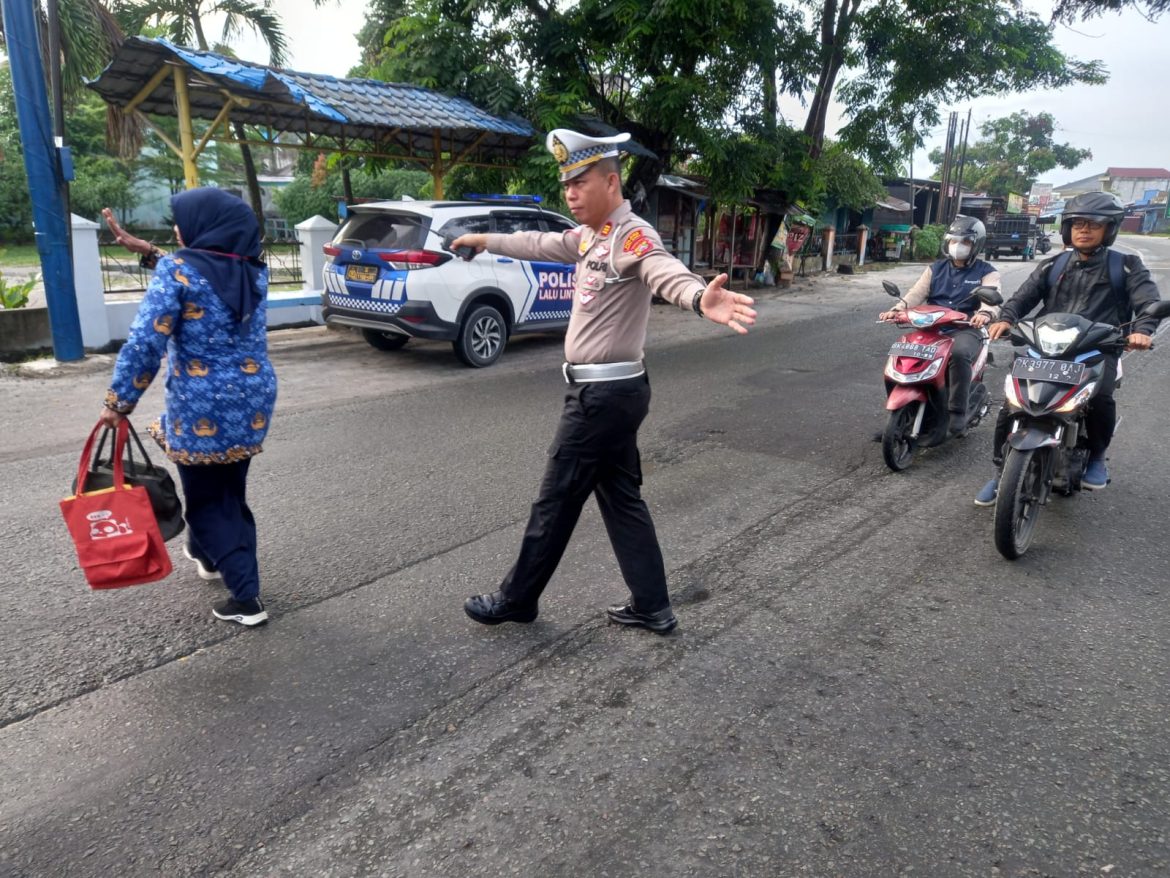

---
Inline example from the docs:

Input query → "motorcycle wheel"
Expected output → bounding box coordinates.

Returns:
[994,447,1047,559]
[882,405,918,472]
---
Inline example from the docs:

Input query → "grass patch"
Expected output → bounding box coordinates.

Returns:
[0,244,41,266]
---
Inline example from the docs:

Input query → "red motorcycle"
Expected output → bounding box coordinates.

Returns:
[879,280,1002,471]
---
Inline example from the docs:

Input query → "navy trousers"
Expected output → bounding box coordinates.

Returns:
[499,374,671,613]
[178,459,260,602]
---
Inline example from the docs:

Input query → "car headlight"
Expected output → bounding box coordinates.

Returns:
[1035,324,1080,357]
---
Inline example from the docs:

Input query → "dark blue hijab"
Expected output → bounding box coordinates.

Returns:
[171,188,266,322]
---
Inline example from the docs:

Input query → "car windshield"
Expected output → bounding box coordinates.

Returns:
[335,212,429,251]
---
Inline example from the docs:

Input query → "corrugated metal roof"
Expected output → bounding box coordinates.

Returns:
[87,37,534,161]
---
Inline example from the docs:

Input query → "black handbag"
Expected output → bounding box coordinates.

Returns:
[72,421,185,542]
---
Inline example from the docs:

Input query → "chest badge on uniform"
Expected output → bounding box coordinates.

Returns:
[594,244,610,260]
[578,232,594,256]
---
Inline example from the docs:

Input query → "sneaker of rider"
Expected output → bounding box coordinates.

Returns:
[948,411,969,438]
[182,544,221,581]
[212,598,268,627]
[974,478,999,507]
[1083,457,1109,490]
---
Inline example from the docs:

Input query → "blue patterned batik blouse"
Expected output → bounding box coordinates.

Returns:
[106,255,278,465]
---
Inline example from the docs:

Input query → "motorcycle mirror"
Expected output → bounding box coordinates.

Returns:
[973,286,1003,307]
[882,280,901,297]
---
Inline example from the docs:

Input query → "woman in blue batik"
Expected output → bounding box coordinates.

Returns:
[100,188,277,627]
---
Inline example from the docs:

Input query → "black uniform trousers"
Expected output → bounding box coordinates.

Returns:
[499,373,671,613]
[991,353,1118,465]
[946,328,983,415]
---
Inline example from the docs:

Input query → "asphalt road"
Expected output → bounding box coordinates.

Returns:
[2,238,1169,877]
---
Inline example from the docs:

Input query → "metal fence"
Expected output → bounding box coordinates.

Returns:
[100,236,302,294]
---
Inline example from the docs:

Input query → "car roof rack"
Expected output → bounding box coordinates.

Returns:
[464,193,544,204]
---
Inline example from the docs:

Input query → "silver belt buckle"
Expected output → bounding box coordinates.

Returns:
[562,362,574,385]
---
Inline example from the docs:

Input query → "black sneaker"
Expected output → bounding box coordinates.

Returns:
[212,598,268,627]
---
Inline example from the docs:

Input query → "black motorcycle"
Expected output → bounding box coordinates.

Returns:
[993,300,1170,559]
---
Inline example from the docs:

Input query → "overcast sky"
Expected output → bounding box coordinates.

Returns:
[206,0,1170,187]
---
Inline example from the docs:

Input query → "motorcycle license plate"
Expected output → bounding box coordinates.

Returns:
[889,341,938,360]
[1011,357,1085,385]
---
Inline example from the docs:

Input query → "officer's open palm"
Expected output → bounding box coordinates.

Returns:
[700,274,757,334]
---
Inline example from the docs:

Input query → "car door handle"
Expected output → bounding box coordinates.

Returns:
[496,257,514,264]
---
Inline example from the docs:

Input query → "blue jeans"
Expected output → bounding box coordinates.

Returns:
[178,459,260,602]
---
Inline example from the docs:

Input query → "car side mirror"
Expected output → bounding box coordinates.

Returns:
[973,286,1003,307]
[882,280,901,297]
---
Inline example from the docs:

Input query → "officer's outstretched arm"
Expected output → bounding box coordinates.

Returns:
[699,273,757,334]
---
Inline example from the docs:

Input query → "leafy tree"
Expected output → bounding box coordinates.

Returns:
[1051,0,1168,22]
[928,111,1092,197]
[273,165,430,225]
[0,65,36,242]
[355,0,1104,197]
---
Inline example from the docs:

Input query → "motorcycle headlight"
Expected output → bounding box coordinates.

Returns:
[1003,374,1022,409]
[886,356,944,383]
[1035,324,1080,357]
[1055,382,1097,413]
[908,310,945,328]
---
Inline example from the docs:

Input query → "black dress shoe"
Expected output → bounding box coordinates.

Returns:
[947,412,969,438]
[605,603,677,635]
[464,591,538,625]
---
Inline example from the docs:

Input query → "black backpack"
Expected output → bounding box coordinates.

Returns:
[1044,248,1129,322]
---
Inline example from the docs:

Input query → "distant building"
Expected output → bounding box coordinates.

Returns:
[1054,167,1170,203]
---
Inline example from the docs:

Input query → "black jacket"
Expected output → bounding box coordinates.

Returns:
[1000,249,1162,337]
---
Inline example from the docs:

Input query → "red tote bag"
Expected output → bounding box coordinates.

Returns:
[60,420,173,589]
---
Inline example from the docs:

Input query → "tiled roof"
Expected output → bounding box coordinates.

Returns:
[1105,167,1170,179]
[87,37,533,162]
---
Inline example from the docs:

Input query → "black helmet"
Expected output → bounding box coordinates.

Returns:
[942,215,986,263]
[1060,191,1125,248]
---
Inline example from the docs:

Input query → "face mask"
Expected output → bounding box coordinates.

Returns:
[947,241,973,261]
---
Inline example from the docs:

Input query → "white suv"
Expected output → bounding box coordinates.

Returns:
[321,196,577,367]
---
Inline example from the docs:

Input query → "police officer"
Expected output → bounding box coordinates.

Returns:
[451,128,757,634]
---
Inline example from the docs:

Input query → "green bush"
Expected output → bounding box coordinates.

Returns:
[0,265,38,309]
[913,224,946,260]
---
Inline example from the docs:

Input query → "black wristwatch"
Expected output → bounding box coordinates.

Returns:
[138,248,163,270]
[691,288,705,317]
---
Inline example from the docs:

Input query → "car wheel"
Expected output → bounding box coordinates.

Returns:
[361,328,409,351]
[454,304,507,367]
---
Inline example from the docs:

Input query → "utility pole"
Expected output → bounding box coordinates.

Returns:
[2,0,85,361]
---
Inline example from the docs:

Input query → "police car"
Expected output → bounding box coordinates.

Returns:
[321,195,577,367]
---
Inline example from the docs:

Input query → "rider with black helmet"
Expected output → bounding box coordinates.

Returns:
[880,215,1002,436]
[975,191,1163,504]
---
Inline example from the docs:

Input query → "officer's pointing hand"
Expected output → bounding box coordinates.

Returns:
[700,273,757,334]
[448,234,487,258]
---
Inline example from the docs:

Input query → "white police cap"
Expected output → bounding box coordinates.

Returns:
[546,128,631,182]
